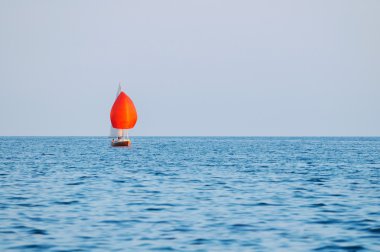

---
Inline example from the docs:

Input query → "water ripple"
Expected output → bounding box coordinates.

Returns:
[0,136,380,251]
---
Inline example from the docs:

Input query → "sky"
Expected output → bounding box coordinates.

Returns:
[0,0,379,136]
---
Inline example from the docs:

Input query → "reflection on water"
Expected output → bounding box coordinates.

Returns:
[0,137,379,251]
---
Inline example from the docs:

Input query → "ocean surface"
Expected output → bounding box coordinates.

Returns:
[0,137,379,251]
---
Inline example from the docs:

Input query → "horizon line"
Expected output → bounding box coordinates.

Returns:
[1,135,379,138]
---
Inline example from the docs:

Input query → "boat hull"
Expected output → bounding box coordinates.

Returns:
[111,140,131,147]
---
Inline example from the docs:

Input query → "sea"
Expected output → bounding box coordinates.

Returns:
[0,137,379,251]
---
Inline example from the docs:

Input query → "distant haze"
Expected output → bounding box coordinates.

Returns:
[0,0,379,136]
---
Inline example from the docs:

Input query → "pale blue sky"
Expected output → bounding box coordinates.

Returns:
[0,0,379,136]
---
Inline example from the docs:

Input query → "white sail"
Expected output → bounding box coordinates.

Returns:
[109,83,122,137]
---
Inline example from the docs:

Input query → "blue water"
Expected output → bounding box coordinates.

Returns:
[0,137,379,251]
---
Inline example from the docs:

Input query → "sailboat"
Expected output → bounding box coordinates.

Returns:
[110,85,138,147]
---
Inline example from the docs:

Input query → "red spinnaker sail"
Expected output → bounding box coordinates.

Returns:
[110,91,137,129]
